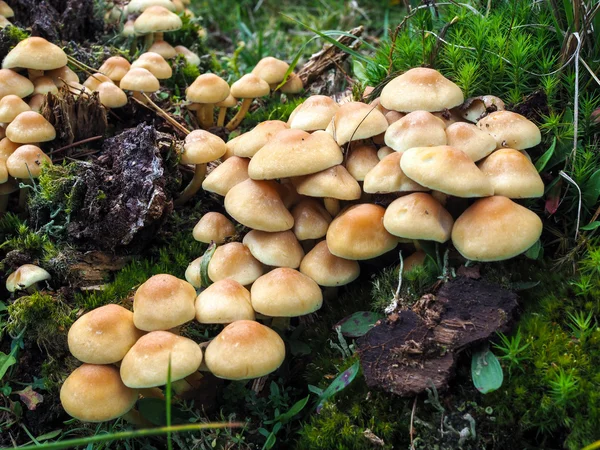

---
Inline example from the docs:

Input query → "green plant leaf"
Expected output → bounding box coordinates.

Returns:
[534,138,556,172]
[272,395,310,424]
[138,398,188,426]
[0,350,17,380]
[581,221,600,231]
[335,312,383,338]
[316,361,360,413]
[35,430,62,442]
[524,239,542,260]
[352,60,368,84]
[471,350,503,394]
[200,242,217,288]
[583,169,600,207]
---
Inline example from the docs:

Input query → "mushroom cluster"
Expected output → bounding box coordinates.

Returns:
[60,273,286,422]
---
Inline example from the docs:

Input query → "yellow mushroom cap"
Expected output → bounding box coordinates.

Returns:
[202,156,249,196]
[251,268,323,317]
[0,69,34,100]
[293,165,361,200]
[383,193,454,243]
[120,331,203,388]
[174,45,200,65]
[0,1,14,18]
[195,279,255,324]
[224,179,294,232]
[32,76,58,96]
[131,52,172,79]
[182,130,226,165]
[380,68,464,112]
[242,230,304,268]
[68,304,143,364]
[451,196,542,261]
[46,65,80,87]
[230,73,270,99]
[120,68,160,93]
[377,146,394,160]
[227,120,289,158]
[97,82,128,108]
[299,240,360,287]
[98,56,131,82]
[207,242,264,285]
[60,364,138,422]
[133,274,196,331]
[184,257,202,288]
[6,111,56,144]
[186,73,230,104]
[326,101,388,146]
[477,148,544,198]
[0,15,11,29]
[363,151,428,194]
[6,264,51,292]
[345,143,379,181]
[291,198,332,241]
[400,146,493,198]
[0,94,30,123]
[477,110,542,150]
[326,203,397,260]
[0,137,20,161]
[6,145,51,178]
[127,0,176,13]
[215,93,237,108]
[134,6,182,34]
[287,95,340,132]
[280,73,303,94]
[445,122,497,162]
[384,110,447,151]
[2,37,67,71]
[83,73,114,92]
[251,56,290,85]
[147,40,177,59]
[192,212,236,244]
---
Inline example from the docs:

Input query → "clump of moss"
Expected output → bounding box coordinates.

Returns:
[162,55,201,96]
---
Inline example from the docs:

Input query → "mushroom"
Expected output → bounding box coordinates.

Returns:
[207,242,264,285]
[98,56,131,85]
[192,212,236,244]
[195,279,255,324]
[96,82,128,109]
[204,320,285,380]
[27,95,46,113]
[6,144,52,209]
[46,65,80,88]
[251,56,290,90]
[325,101,388,146]
[0,137,20,160]
[477,110,542,150]
[149,40,178,60]
[0,15,11,29]
[215,94,237,127]
[0,95,30,124]
[377,146,395,160]
[133,6,182,48]
[363,151,427,194]
[82,73,114,92]
[242,230,305,269]
[202,155,249,196]
[68,304,143,364]
[299,240,360,287]
[345,143,380,181]
[131,52,172,80]
[6,112,56,144]
[0,1,14,18]
[384,111,447,151]
[290,198,332,242]
[0,69,34,100]
[445,122,497,161]
[126,0,176,13]
[6,264,51,293]
[460,95,505,122]
[184,257,203,288]
[32,76,59,96]
[2,37,68,80]
[186,73,230,129]
[174,45,201,66]
[226,73,270,131]
[287,95,339,131]
[119,67,160,104]
[280,73,303,96]
[227,120,289,158]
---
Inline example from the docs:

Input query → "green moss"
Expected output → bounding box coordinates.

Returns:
[1,25,30,44]
[0,213,59,269]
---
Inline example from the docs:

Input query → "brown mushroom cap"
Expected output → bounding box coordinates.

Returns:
[6,145,51,178]
[291,198,332,241]
[0,95,30,123]
[287,95,340,131]
[326,203,397,260]
[451,196,542,261]
[60,364,138,422]
[0,69,34,99]
[251,268,323,317]
[280,73,303,94]
[182,130,227,164]
[242,230,304,268]
[119,68,160,93]
[133,274,196,331]
[184,257,202,288]
[299,240,360,287]
[249,129,343,180]
[326,101,388,146]
[401,146,493,197]
[380,68,464,112]
[227,120,289,158]
[193,212,236,244]
[377,146,394,160]
[202,156,249,196]
[383,193,454,243]
[363,151,428,194]
[97,82,128,108]
[186,73,230,104]
[195,279,255,324]
[207,242,264,285]
[230,73,270,99]
[98,56,131,82]
[251,56,290,85]
[131,52,172,79]
[134,6,182,34]
[345,143,380,181]
[0,158,6,183]
[224,179,294,232]
[445,122,497,161]
[120,331,203,388]
[2,37,67,71]
[477,148,544,198]
[45,66,80,87]
[68,304,143,364]
[204,320,285,380]
[5,263,51,292]
[477,111,541,150]
[6,112,56,144]
[0,137,20,161]
[293,165,361,200]
[384,111,447,151]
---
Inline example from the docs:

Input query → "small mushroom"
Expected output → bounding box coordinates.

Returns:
[6,264,51,293]
[192,212,236,244]
[226,73,270,131]
[195,279,255,324]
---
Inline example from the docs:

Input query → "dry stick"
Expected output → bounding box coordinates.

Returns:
[48,135,103,155]
[410,396,418,450]
[139,93,191,135]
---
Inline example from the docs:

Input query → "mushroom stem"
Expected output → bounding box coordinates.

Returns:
[132,91,148,105]
[324,197,340,216]
[175,163,207,206]
[196,105,213,129]
[27,69,44,80]
[204,104,214,128]
[216,107,228,127]
[154,32,164,41]
[226,98,252,131]
[143,33,154,50]
[139,388,165,400]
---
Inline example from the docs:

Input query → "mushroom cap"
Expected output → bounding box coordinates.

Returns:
[0,137,20,161]
[134,6,182,34]
[6,145,51,178]
[120,331,203,388]
[202,156,249,196]
[6,111,56,144]
[383,193,454,243]
[195,279,255,324]
[224,179,294,232]
[82,73,114,92]
[460,95,505,123]
[325,101,388,146]
[227,120,289,158]
[477,111,541,150]
[242,230,304,268]
[127,0,176,13]
[182,130,226,164]
[97,82,128,108]
[184,257,202,288]
[149,40,178,60]
[287,95,340,131]
[0,94,30,123]
[363,151,428,194]
[345,143,379,181]
[207,242,264,285]
[122,19,136,37]
[401,146,493,197]
[32,76,58,96]
[291,198,332,240]
[280,73,303,94]
[204,320,285,380]
[384,111,447,151]
[251,56,290,85]
[98,56,131,82]
[0,1,14,18]
[377,146,394,160]
[0,15,10,29]
[46,65,80,88]
[299,240,360,287]
[293,165,361,201]
[131,52,172,79]
[451,196,543,261]
[186,73,230,104]
[174,45,200,65]
[477,148,544,198]
[230,73,270,99]
[119,67,160,93]
[68,304,143,364]
[60,364,138,422]
[192,212,236,244]
[0,158,6,183]
[404,250,427,272]
[6,264,51,292]
[251,268,323,317]
[0,69,34,99]
[445,122,497,161]
[215,93,237,108]
[326,203,397,260]
[133,274,196,331]
[248,129,343,180]
[380,68,464,112]
[2,37,67,71]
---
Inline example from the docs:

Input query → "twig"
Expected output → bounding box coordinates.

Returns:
[410,396,418,450]
[559,170,582,241]
[48,136,103,155]
[138,93,191,135]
